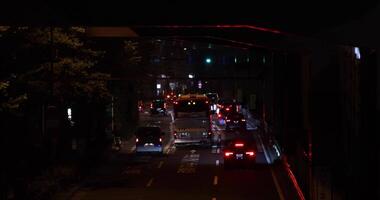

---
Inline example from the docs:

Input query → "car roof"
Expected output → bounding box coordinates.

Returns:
[136,126,161,136]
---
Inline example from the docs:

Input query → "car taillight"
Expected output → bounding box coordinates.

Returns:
[218,114,222,118]
[136,138,139,143]
[234,143,244,147]
[226,119,231,122]
[224,152,234,157]
[159,138,162,142]
[150,103,153,109]
[226,108,230,111]
[241,119,246,122]
[246,151,255,156]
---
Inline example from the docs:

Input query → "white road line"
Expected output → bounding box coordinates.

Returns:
[271,168,286,200]
[130,145,136,153]
[158,161,164,168]
[257,133,271,164]
[253,134,263,152]
[213,176,218,185]
[163,140,174,154]
[146,178,154,187]
[216,160,220,166]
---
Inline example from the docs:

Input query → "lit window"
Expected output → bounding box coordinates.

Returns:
[354,47,361,60]
[67,108,72,120]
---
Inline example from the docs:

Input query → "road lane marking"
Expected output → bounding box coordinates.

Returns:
[177,153,200,174]
[158,161,164,168]
[122,167,141,175]
[130,145,136,153]
[271,168,285,200]
[163,140,174,154]
[257,133,271,164]
[213,176,218,185]
[146,178,154,187]
[216,160,220,166]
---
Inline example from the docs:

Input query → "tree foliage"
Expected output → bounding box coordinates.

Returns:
[0,26,111,112]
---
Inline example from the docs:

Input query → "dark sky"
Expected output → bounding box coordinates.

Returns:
[0,1,378,35]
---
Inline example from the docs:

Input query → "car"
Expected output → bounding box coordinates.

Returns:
[225,112,246,131]
[223,139,257,169]
[150,98,167,115]
[135,126,165,154]
[217,100,239,121]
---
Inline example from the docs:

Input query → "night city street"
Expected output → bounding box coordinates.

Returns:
[0,1,379,200]
[61,109,298,200]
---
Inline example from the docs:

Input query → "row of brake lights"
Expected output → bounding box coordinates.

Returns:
[136,138,163,143]
[224,143,255,157]
[150,102,167,109]
[173,100,209,105]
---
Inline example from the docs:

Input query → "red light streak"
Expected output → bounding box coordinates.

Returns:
[284,158,306,200]
[135,24,286,35]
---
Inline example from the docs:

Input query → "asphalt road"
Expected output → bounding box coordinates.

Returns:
[69,109,300,200]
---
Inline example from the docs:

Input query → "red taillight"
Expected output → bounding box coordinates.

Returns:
[224,152,234,157]
[159,138,162,142]
[226,108,230,111]
[235,143,244,147]
[218,114,222,118]
[136,138,139,143]
[246,151,255,156]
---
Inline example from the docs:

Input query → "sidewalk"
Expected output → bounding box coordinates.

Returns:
[52,136,137,200]
[242,107,304,200]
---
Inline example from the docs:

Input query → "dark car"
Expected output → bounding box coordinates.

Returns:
[150,98,167,115]
[223,139,257,169]
[225,112,246,131]
[217,100,239,120]
[135,126,165,154]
